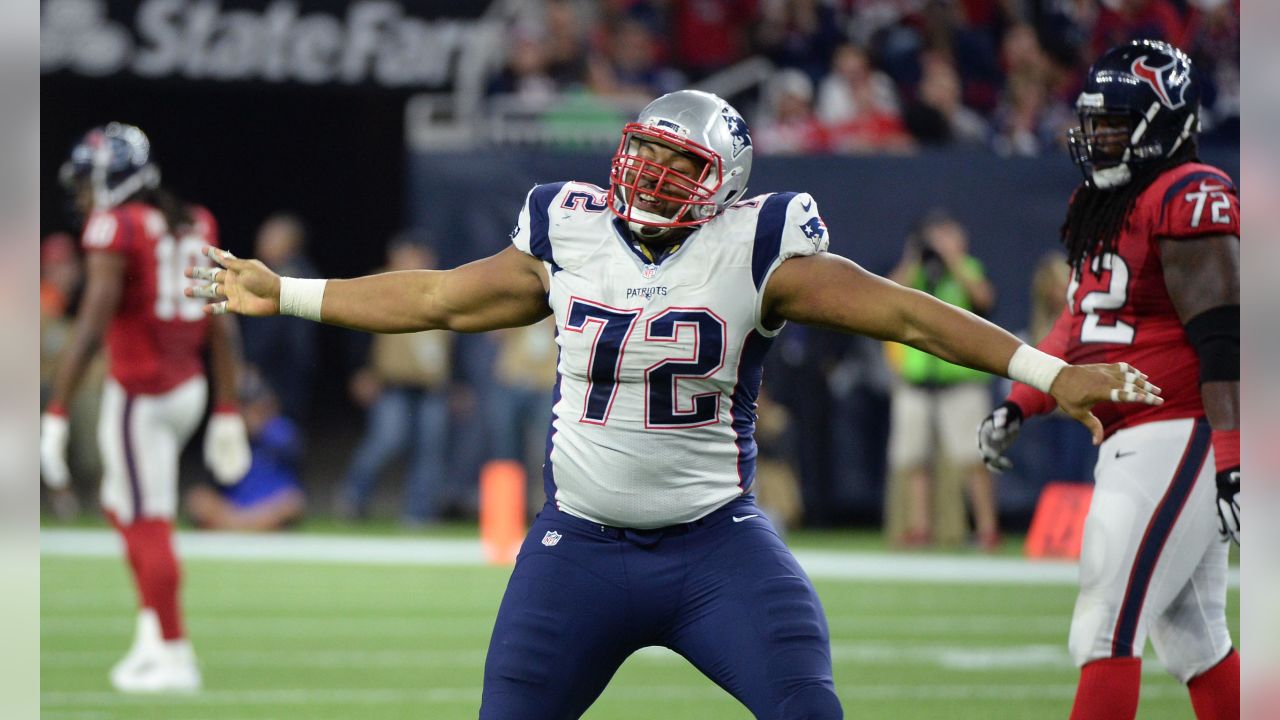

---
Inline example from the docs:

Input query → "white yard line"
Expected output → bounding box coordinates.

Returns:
[40,528,1239,587]
[40,681,1189,708]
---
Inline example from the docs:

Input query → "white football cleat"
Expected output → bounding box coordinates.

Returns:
[111,639,202,693]
[109,609,163,688]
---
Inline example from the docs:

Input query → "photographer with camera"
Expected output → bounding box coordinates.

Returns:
[885,209,999,550]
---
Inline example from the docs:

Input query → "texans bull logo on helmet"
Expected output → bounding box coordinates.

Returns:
[1130,56,1189,110]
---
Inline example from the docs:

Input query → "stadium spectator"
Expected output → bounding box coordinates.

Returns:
[1001,251,1097,487]
[40,232,80,320]
[192,88,1158,718]
[185,367,305,531]
[486,317,559,510]
[820,330,894,523]
[754,0,847,82]
[335,238,453,526]
[542,0,594,88]
[979,41,1239,720]
[42,123,251,692]
[816,42,904,127]
[487,26,559,113]
[1089,0,1187,60]
[587,17,686,107]
[668,0,758,80]
[1037,0,1100,70]
[753,68,830,154]
[239,213,319,421]
[40,232,99,520]
[990,24,1063,155]
[919,0,1006,114]
[1185,0,1240,138]
[886,210,1000,550]
[753,387,804,533]
[903,50,990,146]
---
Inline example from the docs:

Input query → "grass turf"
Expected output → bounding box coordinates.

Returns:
[41,544,1239,720]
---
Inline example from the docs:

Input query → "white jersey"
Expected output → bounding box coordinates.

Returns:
[511,181,830,528]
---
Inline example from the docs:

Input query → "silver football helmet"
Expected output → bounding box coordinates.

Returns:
[609,90,753,238]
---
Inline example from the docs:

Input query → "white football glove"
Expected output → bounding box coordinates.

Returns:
[203,411,252,485]
[40,412,72,490]
[1215,468,1240,545]
[977,402,1022,473]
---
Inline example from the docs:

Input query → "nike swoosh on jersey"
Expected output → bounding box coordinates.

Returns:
[801,199,813,212]
[1198,181,1226,193]
[732,514,759,523]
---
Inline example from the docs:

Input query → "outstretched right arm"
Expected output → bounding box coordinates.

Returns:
[187,245,552,334]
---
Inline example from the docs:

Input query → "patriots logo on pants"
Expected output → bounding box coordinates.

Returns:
[542,530,562,547]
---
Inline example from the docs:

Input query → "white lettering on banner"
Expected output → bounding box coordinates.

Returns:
[42,0,491,88]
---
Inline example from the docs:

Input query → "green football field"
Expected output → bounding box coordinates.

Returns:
[41,529,1239,720]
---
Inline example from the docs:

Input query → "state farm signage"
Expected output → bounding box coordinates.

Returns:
[41,0,497,88]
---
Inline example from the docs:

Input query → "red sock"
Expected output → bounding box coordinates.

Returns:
[1070,657,1142,720]
[112,515,185,641]
[1188,649,1239,720]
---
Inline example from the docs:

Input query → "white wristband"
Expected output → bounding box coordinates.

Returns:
[1007,344,1067,394]
[278,277,327,322]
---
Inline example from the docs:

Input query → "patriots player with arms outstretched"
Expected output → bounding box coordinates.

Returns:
[41,123,252,692]
[189,90,1161,719]
[978,41,1240,720]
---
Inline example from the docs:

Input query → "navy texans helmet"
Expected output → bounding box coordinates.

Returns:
[59,122,160,211]
[1067,40,1200,189]
[609,90,753,238]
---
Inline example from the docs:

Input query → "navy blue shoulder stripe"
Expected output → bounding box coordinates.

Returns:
[751,192,796,290]
[1158,171,1236,226]
[528,182,567,270]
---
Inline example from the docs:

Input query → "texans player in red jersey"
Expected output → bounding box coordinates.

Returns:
[41,123,252,692]
[978,41,1239,720]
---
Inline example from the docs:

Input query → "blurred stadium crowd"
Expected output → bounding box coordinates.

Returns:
[483,0,1239,155]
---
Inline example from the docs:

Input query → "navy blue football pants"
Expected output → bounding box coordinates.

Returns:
[479,497,842,719]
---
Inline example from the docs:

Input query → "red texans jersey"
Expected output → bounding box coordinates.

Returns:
[80,201,219,395]
[1009,162,1240,437]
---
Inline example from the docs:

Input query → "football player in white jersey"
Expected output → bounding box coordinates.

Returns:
[188,90,1162,719]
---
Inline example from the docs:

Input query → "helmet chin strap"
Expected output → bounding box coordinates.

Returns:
[626,206,677,239]
[1090,143,1133,189]
[94,164,161,209]
[1090,164,1132,189]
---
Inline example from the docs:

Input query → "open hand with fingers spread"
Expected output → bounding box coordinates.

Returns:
[1049,361,1162,444]
[186,247,281,317]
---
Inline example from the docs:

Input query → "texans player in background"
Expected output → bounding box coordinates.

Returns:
[42,123,252,692]
[189,90,1161,719]
[978,41,1239,720]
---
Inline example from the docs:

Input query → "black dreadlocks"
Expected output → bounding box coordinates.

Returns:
[135,186,195,235]
[1061,140,1199,278]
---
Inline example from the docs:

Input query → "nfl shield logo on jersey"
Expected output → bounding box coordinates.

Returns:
[641,263,659,279]
[542,530,562,547]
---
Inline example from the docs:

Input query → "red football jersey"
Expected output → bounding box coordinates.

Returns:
[1009,162,1240,437]
[80,201,219,395]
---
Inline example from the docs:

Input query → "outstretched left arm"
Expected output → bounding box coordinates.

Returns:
[765,252,1018,374]
[763,252,1162,443]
